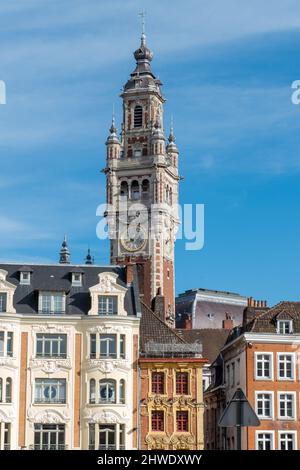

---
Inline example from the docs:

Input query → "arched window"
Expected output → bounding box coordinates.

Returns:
[166,186,169,203]
[142,179,149,194]
[89,379,96,404]
[134,105,143,128]
[119,379,125,404]
[131,180,140,200]
[120,181,128,197]
[99,379,116,403]
[169,188,173,205]
[0,378,2,402]
[5,378,12,403]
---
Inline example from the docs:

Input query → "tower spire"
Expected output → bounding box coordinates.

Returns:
[139,10,146,46]
[85,247,93,265]
[59,235,70,264]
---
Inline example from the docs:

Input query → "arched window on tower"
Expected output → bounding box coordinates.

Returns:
[166,186,169,203]
[169,188,173,205]
[134,105,143,128]
[131,180,140,200]
[120,181,128,198]
[142,179,150,197]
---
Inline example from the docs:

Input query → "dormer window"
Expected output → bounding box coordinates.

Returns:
[98,295,117,315]
[277,320,293,334]
[39,291,66,315]
[72,273,82,287]
[0,293,7,313]
[20,272,31,285]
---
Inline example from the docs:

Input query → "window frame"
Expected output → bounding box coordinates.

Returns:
[20,272,31,285]
[255,431,275,450]
[99,334,117,359]
[99,379,116,404]
[278,430,297,450]
[0,293,7,313]
[36,333,67,359]
[38,291,66,315]
[176,410,189,432]
[72,273,82,287]
[277,353,295,381]
[277,392,296,420]
[98,295,118,316]
[34,378,67,404]
[151,372,165,395]
[175,372,189,395]
[254,352,273,381]
[255,391,274,420]
[151,410,164,432]
[277,320,293,335]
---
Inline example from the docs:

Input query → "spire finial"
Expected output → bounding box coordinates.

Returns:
[139,10,146,46]
[59,236,70,264]
[85,247,93,265]
[168,114,176,143]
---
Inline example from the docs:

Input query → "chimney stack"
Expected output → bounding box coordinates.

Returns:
[151,288,165,322]
[222,312,234,330]
[183,313,192,330]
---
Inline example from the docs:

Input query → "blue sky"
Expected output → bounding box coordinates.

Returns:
[0,0,300,306]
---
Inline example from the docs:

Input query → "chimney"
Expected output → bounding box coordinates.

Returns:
[183,313,192,330]
[222,312,234,330]
[126,262,134,285]
[151,288,165,322]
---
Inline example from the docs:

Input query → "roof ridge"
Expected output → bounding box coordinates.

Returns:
[140,301,186,343]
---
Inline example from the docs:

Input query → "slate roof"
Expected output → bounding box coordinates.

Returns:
[0,263,140,317]
[244,301,300,334]
[177,328,230,364]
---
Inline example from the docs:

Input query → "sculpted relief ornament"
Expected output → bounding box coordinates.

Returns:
[29,358,72,374]
[27,408,70,424]
[83,409,129,424]
[86,359,130,373]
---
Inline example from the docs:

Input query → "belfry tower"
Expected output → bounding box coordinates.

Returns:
[104,29,180,325]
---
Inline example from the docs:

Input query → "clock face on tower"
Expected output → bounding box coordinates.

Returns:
[120,226,147,253]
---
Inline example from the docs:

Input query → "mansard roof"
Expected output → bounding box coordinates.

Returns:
[177,328,230,365]
[0,263,140,317]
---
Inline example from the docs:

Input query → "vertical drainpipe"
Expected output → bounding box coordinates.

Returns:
[137,361,141,450]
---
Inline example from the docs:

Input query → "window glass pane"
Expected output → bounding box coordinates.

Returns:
[90,334,96,358]
[0,332,4,356]
[0,293,7,312]
[7,332,13,356]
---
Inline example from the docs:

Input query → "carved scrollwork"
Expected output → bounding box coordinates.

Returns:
[170,434,195,450]
[83,408,129,424]
[29,358,72,374]
[145,434,170,450]
[27,408,70,424]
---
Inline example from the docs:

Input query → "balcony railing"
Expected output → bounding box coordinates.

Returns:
[36,353,67,359]
[89,445,125,450]
[34,398,66,404]
[38,310,65,315]
[32,444,67,450]
[4,444,10,450]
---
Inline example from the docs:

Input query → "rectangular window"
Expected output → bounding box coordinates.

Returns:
[0,331,4,356]
[278,354,294,380]
[256,393,273,419]
[119,334,125,359]
[100,335,117,358]
[99,424,116,450]
[89,424,95,450]
[231,363,235,388]
[151,411,164,432]
[176,411,189,432]
[20,272,30,285]
[176,372,189,395]
[35,379,66,404]
[256,432,274,450]
[152,372,165,394]
[34,424,65,450]
[6,332,13,357]
[0,293,7,313]
[277,320,293,334]
[279,432,297,450]
[278,393,295,419]
[36,334,67,358]
[90,334,96,358]
[98,296,117,315]
[72,273,82,287]
[4,423,11,450]
[39,292,65,314]
[255,353,272,379]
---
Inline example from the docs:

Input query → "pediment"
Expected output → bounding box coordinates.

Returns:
[89,272,127,294]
